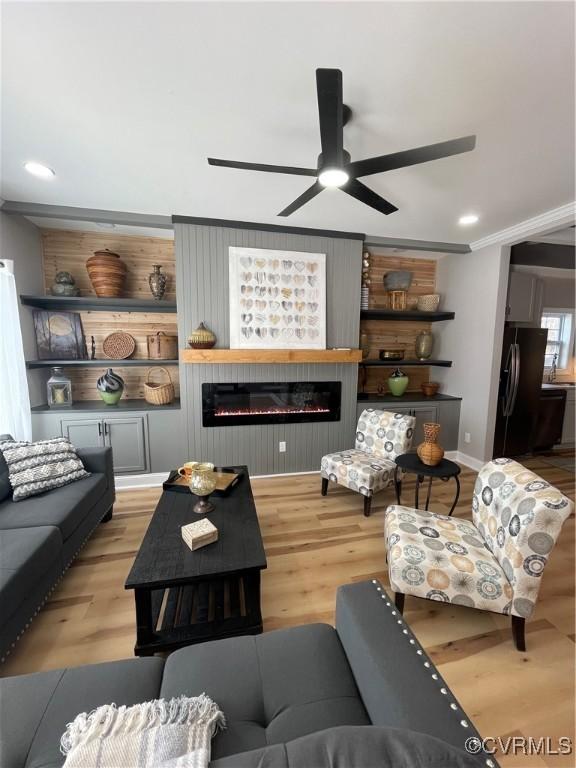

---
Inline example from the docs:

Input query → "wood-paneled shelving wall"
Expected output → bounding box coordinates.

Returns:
[360,252,439,394]
[38,228,178,401]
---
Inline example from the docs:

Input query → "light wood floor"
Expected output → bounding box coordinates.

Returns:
[2,458,574,767]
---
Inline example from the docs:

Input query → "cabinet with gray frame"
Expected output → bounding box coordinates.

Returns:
[356,396,461,451]
[31,405,185,475]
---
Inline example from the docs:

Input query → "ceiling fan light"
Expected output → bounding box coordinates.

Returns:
[318,168,349,188]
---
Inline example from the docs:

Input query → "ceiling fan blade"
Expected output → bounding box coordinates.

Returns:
[316,69,344,167]
[278,181,323,217]
[207,158,317,176]
[343,179,398,215]
[348,135,477,178]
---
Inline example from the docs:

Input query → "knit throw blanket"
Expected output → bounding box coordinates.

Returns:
[61,695,225,768]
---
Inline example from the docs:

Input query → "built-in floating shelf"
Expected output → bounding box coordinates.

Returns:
[181,349,362,364]
[360,309,455,322]
[359,359,452,367]
[26,359,179,369]
[20,295,177,313]
[31,399,181,412]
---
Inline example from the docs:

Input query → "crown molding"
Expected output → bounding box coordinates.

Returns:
[470,202,576,251]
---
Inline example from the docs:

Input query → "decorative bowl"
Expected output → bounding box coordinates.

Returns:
[417,294,441,312]
[378,349,405,361]
[421,382,440,397]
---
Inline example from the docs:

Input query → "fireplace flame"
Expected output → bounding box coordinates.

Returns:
[215,406,331,417]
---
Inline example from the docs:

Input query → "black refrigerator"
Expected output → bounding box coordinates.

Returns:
[493,327,548,458]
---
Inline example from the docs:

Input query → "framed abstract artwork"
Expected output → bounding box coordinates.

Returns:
[229,247,326,349]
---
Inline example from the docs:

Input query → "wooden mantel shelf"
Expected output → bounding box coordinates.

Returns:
[181,349,362,364]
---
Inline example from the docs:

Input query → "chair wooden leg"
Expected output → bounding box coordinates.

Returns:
[363,495,372,517]
[512,615,526,651]
[321,477,329,496]
[394,592,405,615]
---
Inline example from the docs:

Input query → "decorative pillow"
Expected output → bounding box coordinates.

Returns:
[0,434,13,502]
[0,437,90,501]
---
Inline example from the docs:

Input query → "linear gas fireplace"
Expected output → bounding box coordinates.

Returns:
[202,382,342,427]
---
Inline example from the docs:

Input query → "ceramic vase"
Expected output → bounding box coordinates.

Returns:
[360,331,370,360]
[388,367,409,397]
[148,264,167,300]
[97,368,125,405]
[417,422,445,466]
[51,271,80,297]
[415,330,434,360]
[188,322,217,349]
[86,250,126,297]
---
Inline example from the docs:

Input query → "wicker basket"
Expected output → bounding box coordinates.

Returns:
[144,367,175,405]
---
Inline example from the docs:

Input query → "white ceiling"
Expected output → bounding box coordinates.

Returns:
[2,1,574,243]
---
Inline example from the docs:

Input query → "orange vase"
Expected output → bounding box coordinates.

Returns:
[417,422,444,466]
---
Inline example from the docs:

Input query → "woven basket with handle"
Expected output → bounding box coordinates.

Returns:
[144,367,175,405]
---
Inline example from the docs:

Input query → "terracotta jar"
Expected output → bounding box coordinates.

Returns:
[417,422,445,467]
[86,250,126,297]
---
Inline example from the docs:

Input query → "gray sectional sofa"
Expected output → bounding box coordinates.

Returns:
[0,581,496,767]
[0,443,115,662]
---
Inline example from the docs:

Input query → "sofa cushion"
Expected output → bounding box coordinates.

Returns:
[0,526,62,622]
[160,623,369,761]
[0,472,107,541]
[210,726,483,768]
[0,658,166,768]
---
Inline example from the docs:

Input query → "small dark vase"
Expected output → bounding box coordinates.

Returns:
[97,368,125,405]
[148,264,167,300]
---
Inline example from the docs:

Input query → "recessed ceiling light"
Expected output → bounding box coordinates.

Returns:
[458,214,479,226]
[318,168,349,188]
[24,161,55,179]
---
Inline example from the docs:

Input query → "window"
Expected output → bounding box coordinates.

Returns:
[541,309,575,370]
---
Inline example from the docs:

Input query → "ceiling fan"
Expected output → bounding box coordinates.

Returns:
[208,69,476,217]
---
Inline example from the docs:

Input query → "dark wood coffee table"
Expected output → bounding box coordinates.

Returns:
[125,466,267,656]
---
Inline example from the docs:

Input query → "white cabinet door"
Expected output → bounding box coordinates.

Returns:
[103,416,148,474]
[61,418,103,448]
[507,272,539,323]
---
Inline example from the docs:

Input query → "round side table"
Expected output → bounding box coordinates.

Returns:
[393,453,461,516]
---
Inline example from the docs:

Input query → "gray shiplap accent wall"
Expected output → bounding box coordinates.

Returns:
[175,223,362,474]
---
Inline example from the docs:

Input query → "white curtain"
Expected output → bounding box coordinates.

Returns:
[0,260,32,440]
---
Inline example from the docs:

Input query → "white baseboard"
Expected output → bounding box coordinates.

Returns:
[116,458,490,491]
[445,450,484,472]
[114,468,321,490]
[115,472,169,490]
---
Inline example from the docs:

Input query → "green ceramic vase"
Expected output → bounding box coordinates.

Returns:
[388,367,409,397]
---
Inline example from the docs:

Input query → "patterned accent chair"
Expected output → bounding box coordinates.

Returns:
[321,409,416,517]
[384,458,573,650]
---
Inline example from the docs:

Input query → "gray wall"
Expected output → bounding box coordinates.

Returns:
[0,212,45,405]
[435,244,510,463]
[175,222,362,474]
